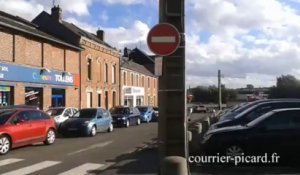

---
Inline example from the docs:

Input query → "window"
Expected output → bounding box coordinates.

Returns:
[99,62,101,82]
[112,65,116,84]
[64,109,72,117]
[154,79,156,89]
[87,92,93,108]
[123,72,127,85]
[148,77,150,88]
[112,91,116,107]
[105,91,108,109]
[142,76,144,86]
[243,105,273,123]
[262,112,294,130]
[131,73,134,86]
[87,58,92,80]
[104,63,108,83]
[136,74,139,86]
[72,108,78,115]
[29,111,46,121]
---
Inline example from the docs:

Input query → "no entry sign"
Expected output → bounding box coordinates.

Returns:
[147,23,181,56]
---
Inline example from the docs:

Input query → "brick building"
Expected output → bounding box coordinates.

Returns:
[121,48,158,107]
[0,11,81,110]
[33,6,121,109]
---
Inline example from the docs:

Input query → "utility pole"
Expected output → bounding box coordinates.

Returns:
[158,0,188,174]
[218,70,222,110]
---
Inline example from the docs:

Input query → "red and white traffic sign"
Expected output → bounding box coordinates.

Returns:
[147,23,181,56]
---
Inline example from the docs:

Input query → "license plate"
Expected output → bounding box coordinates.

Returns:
[68,128,78,131]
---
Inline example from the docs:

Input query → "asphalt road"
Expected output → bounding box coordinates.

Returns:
[0,123,158,175]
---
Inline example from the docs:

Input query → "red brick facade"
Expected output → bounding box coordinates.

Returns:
[0,28,80,110]
[80,38,120,109]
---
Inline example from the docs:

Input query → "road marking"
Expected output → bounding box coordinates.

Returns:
[0,159,24,167]
[151,36,176,43]
[1,161,61,175]
[67,141,113,156]
[58,163,104,175]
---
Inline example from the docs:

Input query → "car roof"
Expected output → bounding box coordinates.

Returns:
[272,108,300,113]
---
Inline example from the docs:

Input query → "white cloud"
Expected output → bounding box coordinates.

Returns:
[185,0,300,88]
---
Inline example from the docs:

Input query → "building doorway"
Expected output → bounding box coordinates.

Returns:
[52,89,65,107]
[112,91,116,107]
[87,92,93,108]
[98,94,101,107]
[105,91,108,109]
[25,87,43,109]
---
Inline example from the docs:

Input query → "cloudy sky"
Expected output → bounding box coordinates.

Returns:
[1,0,300,88]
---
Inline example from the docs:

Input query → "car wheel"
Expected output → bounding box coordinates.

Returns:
[90,126,97,137]
[136,118,141,125]
[0,135,10,155]
[225,145,244,158]
[125,120,130,128]
[44,129,56,145]
[107,123,113,132]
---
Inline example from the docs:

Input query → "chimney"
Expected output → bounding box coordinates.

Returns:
[96,30,104,41]
[51,5,62,23]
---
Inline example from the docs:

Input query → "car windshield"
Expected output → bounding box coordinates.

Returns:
[0,110,15,125]
[74,109,97,118]
[110,108,129,114]
[46,109,64,116]
[137,107,148,113]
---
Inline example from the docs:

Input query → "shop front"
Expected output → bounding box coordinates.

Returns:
[0,62,80,109]
[0,86,13,106]
[123,86,144,107]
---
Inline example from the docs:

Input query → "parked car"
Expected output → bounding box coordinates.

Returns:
[0,105,39,110]
[153,107,159,121]
[59,108,113,137]
[110,106,141,127]
[46,107,78,128]
[210,100,300,130]
[218,98,300,122]
[136,106,155,123]
[194,105,207,113]
[202,108,300,161]
[0,108,56,155]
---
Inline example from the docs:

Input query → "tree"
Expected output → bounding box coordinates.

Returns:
[269,75,300,98]
[190,86,237,103]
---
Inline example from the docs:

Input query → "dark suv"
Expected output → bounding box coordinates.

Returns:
[110,106,141,127]
[210,100,300,130]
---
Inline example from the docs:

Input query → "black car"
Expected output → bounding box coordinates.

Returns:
[202,108,300,162]
[110,106,141,127]
[218,98,300,122]
[210,100,300,130]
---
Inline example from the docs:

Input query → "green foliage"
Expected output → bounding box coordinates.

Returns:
[190,86,238,103]
[269,75,300,98]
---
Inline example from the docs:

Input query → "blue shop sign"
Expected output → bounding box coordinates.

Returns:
[0,62,78,86]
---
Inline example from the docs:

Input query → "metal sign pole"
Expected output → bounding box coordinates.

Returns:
[158,0,188,174]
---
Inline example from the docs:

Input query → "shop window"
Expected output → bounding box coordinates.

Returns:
[52,89,65,107]
[87,58,92,80]
[0,86,13,106]
[25,87,43,109]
